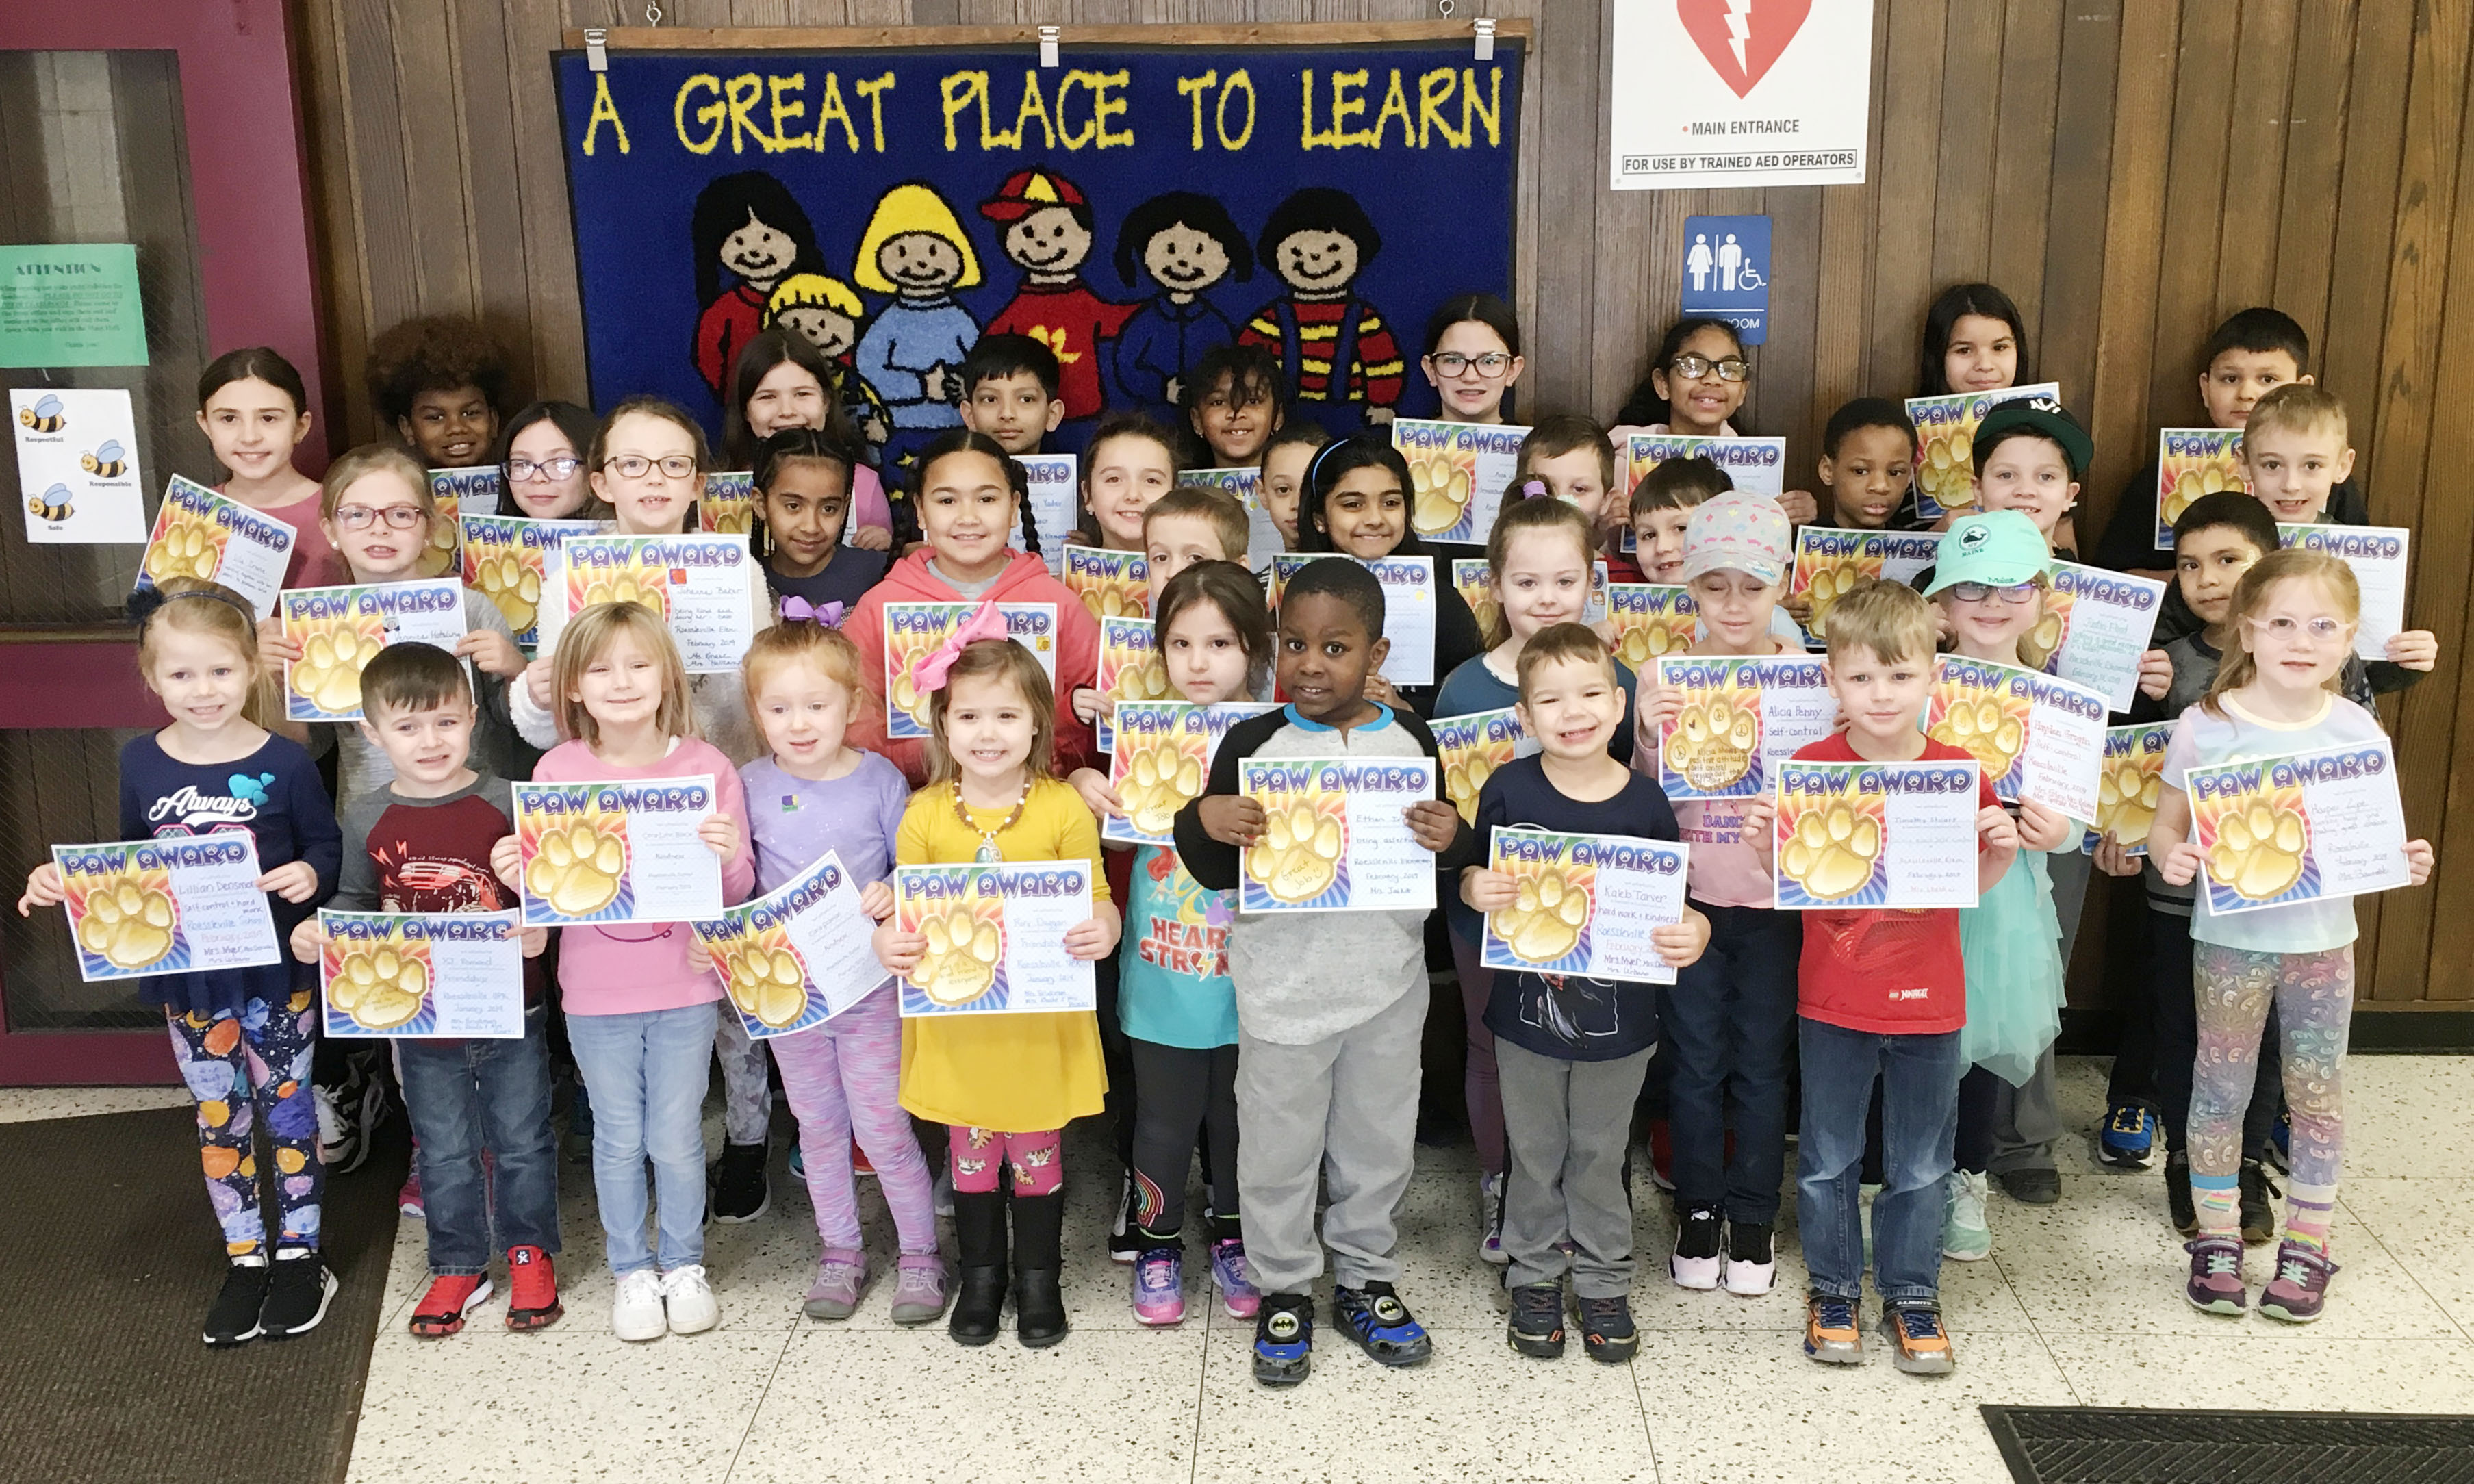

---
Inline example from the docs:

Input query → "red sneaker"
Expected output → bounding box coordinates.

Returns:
[1648,1119,1675,1192]
[505,1245,563,1331]
[852,1138,876,1178]
[410,1272,491,1338]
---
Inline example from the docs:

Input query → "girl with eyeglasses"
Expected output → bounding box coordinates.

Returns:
[1418,293,1525,425]
[497,401,614,522]
[1612,318,1820,526]
[194,347,349,589]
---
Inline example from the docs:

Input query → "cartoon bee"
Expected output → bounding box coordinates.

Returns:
[19,395,65,433]
[80,439,127,478]
[28,484,73,522]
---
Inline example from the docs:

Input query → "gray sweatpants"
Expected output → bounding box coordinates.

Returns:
[1234,979,1428,1295]
[1499,1038,1655,1298]
[1991,847,2091,1175]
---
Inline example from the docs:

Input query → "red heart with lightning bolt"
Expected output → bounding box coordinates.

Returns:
[1675,0,1812,99]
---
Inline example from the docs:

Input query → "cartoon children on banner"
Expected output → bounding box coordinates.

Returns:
[1240,188,1404,428]
[1110,192,1252,420]
[980,169,1140,436]
[763,273,895,450]
[853,182,984,470]
[691,172,828,398]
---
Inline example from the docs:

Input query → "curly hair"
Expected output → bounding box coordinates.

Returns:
[365,315,512,424]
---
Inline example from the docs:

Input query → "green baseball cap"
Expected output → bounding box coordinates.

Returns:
[1972,394,2093,478]
[1926,510,2052,595]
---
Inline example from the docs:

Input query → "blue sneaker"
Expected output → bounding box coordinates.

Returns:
[1332,1281,1432,1367]
[788,1144,805,1181]
[2099,1103,2155,1170]
[2269,1109,2291,1173]
[1253,1294,1314,1387]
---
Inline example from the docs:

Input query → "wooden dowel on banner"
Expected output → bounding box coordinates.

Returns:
[557,21,1535,51]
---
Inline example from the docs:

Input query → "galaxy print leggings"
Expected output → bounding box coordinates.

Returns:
[167,993,324,1256]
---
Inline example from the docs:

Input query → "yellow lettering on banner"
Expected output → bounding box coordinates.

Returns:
[1055,71,1095,149]
[583,73,631,155]
[1418,68,1465,148]
[726,74,769,153]
[816,72,860,152]
[1178,71,1219,151]
[1090,69,1133,147]
[1464,66,1501,146]
[1372,68,1414,146]
[1218,69,1255,150]
[856,73,895,153]
[1329,70,1373,147]
[676,74,726,155]
[941,71,990,151]
[768,73,810,149]
[1007,70,1057,151]
[1300,71,1337,149]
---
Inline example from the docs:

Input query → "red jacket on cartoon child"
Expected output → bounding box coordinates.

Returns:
[978,168,1138,420]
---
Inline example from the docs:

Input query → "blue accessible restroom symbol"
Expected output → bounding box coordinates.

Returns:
[1680,214,1772,345]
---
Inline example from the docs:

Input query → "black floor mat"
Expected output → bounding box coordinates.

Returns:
[1982,1405,2474,1483]
[0,1103,405,1484]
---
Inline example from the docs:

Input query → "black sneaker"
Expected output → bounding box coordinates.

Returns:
[1994,1167,2061,1205]
[203,1258,271,1347]
[1577,1294,1638,1364]
[1107,1173,1142,1263]
[2165,1149,2198,1236]
[1506,1282,1566,1359]
[709,1140,769,1224]
[2239,1159,2280,1247]
[259,1252,337,1340]
[1670,1203,1722,1289]
[1332,1281,1432,1366]
[1252,1293,1314,1387]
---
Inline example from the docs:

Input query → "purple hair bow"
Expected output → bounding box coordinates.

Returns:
[909,600,1009,693]
[780,597,844,627]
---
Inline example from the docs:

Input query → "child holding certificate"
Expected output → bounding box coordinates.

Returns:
[871,637,1121,1350]
[1791,578,2015,1377]
[1436,498,1637,1264]
[738,619,945,1327]
[748,427,888,616]
[1459,622,1708,1364]
[1295,432,1484,717]
[1923,513,2082,1264]
[194,347,347,589]
[2147,550,2434,1323]
[18,580,342,1347]
[533,602,754,1342]
[1174,558,1474,1387]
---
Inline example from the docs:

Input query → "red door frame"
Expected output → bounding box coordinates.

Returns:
[2,0,327,1084]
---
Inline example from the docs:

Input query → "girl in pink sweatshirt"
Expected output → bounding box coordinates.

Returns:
[529,602,755,1342]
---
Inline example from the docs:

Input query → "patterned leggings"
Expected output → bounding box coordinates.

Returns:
[2189,943,2351,1246]
[947,1125,1063,1196]
[166,995,324,1255]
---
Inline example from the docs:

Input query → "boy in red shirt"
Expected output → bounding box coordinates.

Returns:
[980,170,1138,431]
[1787,579,2017,1377]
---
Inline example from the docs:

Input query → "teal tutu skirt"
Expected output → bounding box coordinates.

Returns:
[1958,849,2065,1086]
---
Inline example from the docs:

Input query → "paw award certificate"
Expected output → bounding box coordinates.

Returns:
[1605,585,1698,669]
[461,514,605,649]
[693,851,890,1038]
[2044,562,2167,713]
[1791,528,1943,640]
[1655,655,1836,802]
[1237,758,1438,914]
[1479,828,1691,986]
[893,862,1095,1017]
[1103,701,1277,847]
[1434,706,1533,826]
[1927,655,2108,821]
[277,579,469,721]
[51,836,283,982]
[2188,739,2411,915]
[543,534,756,674]
[1063,546,1149,621]
[1773,760,1983,910]
[133,475,296,619]
[2084,722,2173,856]
[1094,617,1170,754]
[318,910,524,1039]
[512,778,724,926]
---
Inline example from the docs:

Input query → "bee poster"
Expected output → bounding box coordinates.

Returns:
[132,474,296,619]
[693,850,890,1038]
[2044,562,2166,713]
[893,862,1095,1017]
[1434,706,1533,825]
[277,578,469,721]
[52,836,283,982]
[1654,654,1835,801]
[880,600,1058,740]
[1237,756,1438,914]
[2188,739,2410,916]
[1392,418,1529,545]
[1479,828,1689,986]
[512,776,725,926]
[1094,616,1170,754]
[1926,654,2108,822]
[699,470,754,535]
[319,910,524,1039]
[2083,722,2172,857]
[1064,545,1149,622]
[2156,428,2245,548]
[1772,759,1982,910]
[1902,383,2059,522]
[538,533,756,672]
[12,387,146,543]
[461,513,607,650]
[1104,700,1277,846]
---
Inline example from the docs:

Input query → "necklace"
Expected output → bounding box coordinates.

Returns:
[952,778,1033,864]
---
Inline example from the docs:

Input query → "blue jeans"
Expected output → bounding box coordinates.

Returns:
[1796,1016,1961,1306]
[565,1001,717,1276]
[395,1004,561,1275]
[1663,903,1800,1223]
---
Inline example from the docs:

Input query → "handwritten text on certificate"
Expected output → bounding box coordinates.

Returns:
[894,862,1095,1017]
[513,778,722,926]
[1773,760,1982,910]
[2189,739,2411,917]
[1238,757,1438,914]
[1479,828,1690,986]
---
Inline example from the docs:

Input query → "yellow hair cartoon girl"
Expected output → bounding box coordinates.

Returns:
[852,183,981,295]
[852,183,983,456]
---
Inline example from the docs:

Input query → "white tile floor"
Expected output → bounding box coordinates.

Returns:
[18,1056,2471,1482]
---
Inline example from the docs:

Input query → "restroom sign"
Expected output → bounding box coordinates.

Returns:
[1680,215,1770,344]
[1609,0,1874,190]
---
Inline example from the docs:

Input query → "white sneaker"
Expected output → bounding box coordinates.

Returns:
[314,1086,359,1173]
[613,1268,667,1342]
[1942,1170,1993,1262]
[1477,1173,1509,1264]
[932,1165,954,1218]
[661,1264,719,1334]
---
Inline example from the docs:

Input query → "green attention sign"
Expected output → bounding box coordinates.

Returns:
[0,244,148,368]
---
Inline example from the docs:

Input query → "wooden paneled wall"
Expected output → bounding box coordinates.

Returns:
[294,0,2474,1005]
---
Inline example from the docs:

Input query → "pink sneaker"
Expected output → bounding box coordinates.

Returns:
[1132,1243,1185,1326]
[1210,1237,1260,1318]
[398,1167,424,1220]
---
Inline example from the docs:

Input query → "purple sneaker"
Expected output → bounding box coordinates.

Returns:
[1210,1237,1260,1318]
[2258,1242,2338,1323]
[803,1247,868,1320]
[888,1253,949,1326]
[1132,1243,1185,1326]
[2184,1236,2247,1316]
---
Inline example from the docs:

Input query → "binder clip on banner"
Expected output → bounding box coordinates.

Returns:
[1040,25,1060,68]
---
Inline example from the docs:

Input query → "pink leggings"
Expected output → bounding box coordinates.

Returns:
[948,1125,1064,1196]
[768,989,939,1255]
